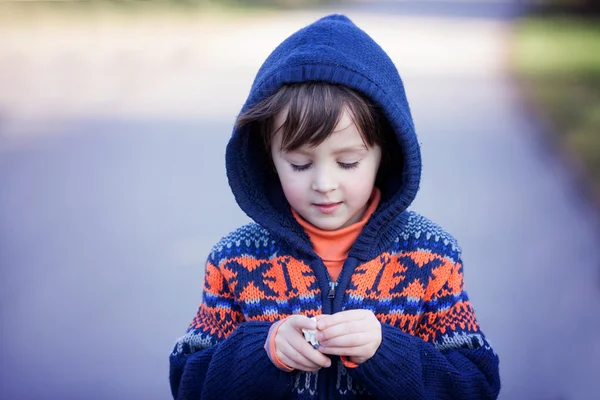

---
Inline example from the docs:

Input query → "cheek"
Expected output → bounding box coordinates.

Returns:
[281,181,307,208]
[276,170,308,206]
[349,179,374,199]
[345,165,378,201]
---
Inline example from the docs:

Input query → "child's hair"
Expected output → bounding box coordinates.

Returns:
[236,82,389,153]
[235,82,403,194]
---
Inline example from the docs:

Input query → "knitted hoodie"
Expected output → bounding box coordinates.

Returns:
[169,14,500,400]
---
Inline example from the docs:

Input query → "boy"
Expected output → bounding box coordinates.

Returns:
[170,14,500,399]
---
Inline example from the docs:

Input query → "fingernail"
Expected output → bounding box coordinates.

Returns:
[324,360,331,368]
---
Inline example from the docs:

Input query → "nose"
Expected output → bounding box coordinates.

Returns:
[311,166,338,193]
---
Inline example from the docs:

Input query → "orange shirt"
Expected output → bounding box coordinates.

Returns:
[292,188,381,281]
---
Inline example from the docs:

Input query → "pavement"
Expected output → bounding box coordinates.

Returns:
[1,1,600,399]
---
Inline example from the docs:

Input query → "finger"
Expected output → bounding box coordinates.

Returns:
[278,340,321,371]
[317,320,365,342]
[287,315,318,331]
[289,335,331,368]
[278,352,320,372]
[317,345,368,357]
[277,342,320,370]
[319,332,370,348]
[316,310,366,330]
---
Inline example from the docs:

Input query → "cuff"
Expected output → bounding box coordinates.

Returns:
[341,356,359,369]
[264,317,294,372]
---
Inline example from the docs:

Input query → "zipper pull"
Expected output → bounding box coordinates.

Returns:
[328,281,337,299]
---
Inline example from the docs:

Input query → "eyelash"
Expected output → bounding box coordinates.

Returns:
[290,162,359,171]
[339,162,359,170]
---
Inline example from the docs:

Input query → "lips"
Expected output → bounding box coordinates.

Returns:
[313,202,342,214]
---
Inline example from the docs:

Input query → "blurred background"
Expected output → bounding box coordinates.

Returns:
[1,0,599,399]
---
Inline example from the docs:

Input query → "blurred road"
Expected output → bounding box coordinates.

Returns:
[2,1,600,399]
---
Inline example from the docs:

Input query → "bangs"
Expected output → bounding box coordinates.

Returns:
[276,84,377,152]
[236,83,381,152]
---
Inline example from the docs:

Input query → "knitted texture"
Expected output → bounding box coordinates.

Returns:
[170,13,500,400]
[169,212,500,399]
[226,14,421,259]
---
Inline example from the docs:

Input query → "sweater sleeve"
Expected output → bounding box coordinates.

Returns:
[169,259,292,399]
[346,255,501,400]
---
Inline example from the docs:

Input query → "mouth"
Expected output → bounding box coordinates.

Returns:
[313,202,342,214]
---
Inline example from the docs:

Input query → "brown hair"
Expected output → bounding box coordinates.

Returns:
[235,83,388,153]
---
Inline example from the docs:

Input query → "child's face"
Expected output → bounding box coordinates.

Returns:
[271,108,382,231]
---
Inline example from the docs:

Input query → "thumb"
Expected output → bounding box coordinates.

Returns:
[287,315,317,331]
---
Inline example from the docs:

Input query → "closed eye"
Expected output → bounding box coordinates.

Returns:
[339,162,359,170]
[291,163,311,172]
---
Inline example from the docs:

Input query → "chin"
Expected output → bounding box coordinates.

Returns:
[312,219,345,231]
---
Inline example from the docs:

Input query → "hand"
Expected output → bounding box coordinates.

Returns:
[315,309,382,365]
[275,315,332,372]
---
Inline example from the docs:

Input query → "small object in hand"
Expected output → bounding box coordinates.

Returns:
[302,317,319,349]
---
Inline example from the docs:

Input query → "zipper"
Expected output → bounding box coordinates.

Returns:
[327,281,337,313]
[327,279,338,400]
[325,277,339,398]
[328,281,338,299]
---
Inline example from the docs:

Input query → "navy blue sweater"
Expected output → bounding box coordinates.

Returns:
[169,14,500,399]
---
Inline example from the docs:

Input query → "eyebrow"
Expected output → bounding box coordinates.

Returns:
[290,145,368,155]
[332,145,368,155]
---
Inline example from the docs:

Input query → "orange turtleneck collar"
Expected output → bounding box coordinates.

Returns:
[292,188,381,281]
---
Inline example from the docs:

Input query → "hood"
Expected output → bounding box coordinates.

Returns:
[225,14,421,259]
